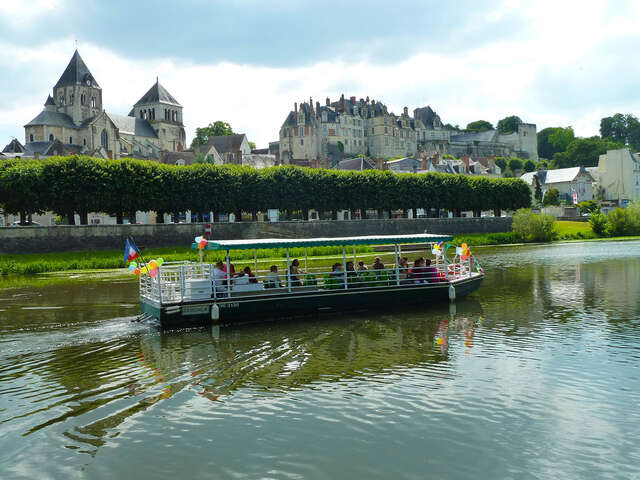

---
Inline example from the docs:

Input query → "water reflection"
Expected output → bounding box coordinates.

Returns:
[1,241,639,479]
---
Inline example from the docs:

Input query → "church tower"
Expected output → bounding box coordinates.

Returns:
[52,50,102,124]
[131,79,186,151]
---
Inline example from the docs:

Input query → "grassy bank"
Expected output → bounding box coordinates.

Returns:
[1,221,635,276]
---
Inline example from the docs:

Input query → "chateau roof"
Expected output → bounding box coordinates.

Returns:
[2,138,25,153]
[450,130,497,143]
[54,50,99,89]
[24,110,77,129]
[206,133,248,153]
[44,95,56,106]
[335,157,376,171]
[107,112,158,138]
[134,80,181,107]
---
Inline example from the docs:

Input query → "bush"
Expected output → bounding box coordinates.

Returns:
[578,200,599,215]
[588,213,608,236]
[512,209,557,242]
[605,208,640,237]
[543,188,560,206]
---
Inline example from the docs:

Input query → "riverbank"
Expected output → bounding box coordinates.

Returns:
[2,221,636,276]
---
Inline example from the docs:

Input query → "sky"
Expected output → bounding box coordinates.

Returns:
[1,0,639,149]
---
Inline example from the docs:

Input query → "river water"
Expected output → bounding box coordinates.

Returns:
[1,241,639,479]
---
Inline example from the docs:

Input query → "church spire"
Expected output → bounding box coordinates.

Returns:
[54,50,100,89]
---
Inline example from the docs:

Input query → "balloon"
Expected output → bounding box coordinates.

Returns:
[133,268,141,276]
[128,264,136,272]
[148,260,158,270]
[433,243,440,250]
[149,268,159,278]
[129,261,137,268]
[195,236,203,243]
[156,258,164,267]
[461,243,468,250]
[436,338,443,345]
[141,266,149,274]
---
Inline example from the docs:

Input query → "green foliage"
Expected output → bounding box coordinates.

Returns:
[248,141,256,149]
[465,120,493,132]
[604,208,640,237]
[0,155,532,225]
[442,154,456,159]
[534,175,543,204]
[551,136,623,168]
[512,209,557,242]
[494,157,507,172]
[444,123,461,131]
[190,121,234,148]
[588,212,608,236]
[523,159,536,172]
[600,113,640,151]
[507,157,524,172]
[497,116,522,134]
[578,200,599,215]
[543,188,560,206]
[537,159,548,169]
[548,126,575,152]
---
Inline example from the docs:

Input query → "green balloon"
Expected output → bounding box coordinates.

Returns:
[156,258,164,267]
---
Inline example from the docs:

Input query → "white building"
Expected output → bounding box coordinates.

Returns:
[521,167,594,203]
[596,148,640,205]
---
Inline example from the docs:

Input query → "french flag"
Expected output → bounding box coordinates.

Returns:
[124,238,139,263]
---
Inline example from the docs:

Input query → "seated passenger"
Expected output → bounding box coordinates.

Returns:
[330,262,345,288]
[264,265,282,289]
[345,261,357,279]
[372,257,385,270]
[234,269,249,286]
[289,259,304,287]
[213,261,226,289]
[424,258,440,282]
[356,261,368,272]
[412,257,428,283]
[398,257,411,283]
[244,266,258,283]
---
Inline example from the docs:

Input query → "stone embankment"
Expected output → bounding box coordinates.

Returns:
[0,217,512,254]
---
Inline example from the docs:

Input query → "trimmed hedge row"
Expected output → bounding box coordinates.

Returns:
[0,155,531,223]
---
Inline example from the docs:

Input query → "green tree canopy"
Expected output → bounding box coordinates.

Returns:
[497,116,523,134]
[548,127,575,152]
[551,136,623,168]
[494,157,507,172]
[600,113,640,151]
[465,120,493,132]
[543,187,560,206]
[190,121,234,148]
[523,159,536,172]
[508,157,524,172]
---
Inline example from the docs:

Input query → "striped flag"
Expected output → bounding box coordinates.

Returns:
[124,238,139,263]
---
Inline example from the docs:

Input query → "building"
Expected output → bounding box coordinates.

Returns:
[201,134,252,164]
[278,95,538,166]
[22,50,186,159]
[521,167,594,203]
[596,148,640,205]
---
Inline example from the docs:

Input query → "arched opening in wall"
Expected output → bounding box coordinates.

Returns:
[69,137,73,144]
[101,129,108,149]
[83,138,87,146]
[29,134,34,142]
[49,134,54,141]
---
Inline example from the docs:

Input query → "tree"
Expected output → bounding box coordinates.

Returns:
[551,136,623,168]
[494,157,507,172]
[508,157,524,172]
[534,175,543,204]
[444,123,461,131]
[523,159,536,172]
[248,141,256,150]
[600,113,640,151]
[548,127,575,152]
[466,120,493,132]
[190,121,234,148]
[497,116,522,134]
[543,187,560,206]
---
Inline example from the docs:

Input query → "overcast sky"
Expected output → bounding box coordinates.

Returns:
[1,0,639,148]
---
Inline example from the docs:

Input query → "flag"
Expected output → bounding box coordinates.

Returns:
[572,193,578,205]
[124,238,139,263]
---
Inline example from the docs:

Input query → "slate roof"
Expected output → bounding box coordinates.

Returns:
[207,134,248,153]
[134,80,181,106]
[24,110,77,129]
[242,154,277,169]
[107,113,158,138]
[521,167,593,185]
[44,95,56,106]
[450,130,497,143]
[54,50,99,89]
[3,138,25,153]
[335,157,376,171]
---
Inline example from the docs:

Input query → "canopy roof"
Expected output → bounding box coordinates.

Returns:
[192,233,453,251]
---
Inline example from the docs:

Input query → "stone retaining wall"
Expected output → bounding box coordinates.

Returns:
[0,217,512,254]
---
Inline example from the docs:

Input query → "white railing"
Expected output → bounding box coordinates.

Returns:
[139,255,484,305]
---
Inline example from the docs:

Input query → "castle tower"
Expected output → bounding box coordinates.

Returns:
[132,79,185,151]
[53,50,102,124]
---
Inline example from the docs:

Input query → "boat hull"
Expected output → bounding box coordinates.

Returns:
[140,275,483,329]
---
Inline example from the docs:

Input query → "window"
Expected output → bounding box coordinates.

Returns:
[322,111,327,122]
[49,133,54,141]
[322,125,328,135]
[384,118,388,125]
[70,93,74,104]
[385,137,389,145]
[91,97,96,108]
[60,95,65,105]
[83,138,86,146]
[29,133,34,142]
[69,137,73,144]
[101,129,108,149]
[298,127,304,136]
[384,127,388,133]
[300,139,304,145]
[80,94,86,105]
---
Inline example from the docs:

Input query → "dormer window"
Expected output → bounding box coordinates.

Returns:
[29,133,34,142]
[91,97,96,108]
[322,111,327,122]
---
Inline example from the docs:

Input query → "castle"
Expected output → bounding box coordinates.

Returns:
[279,95,537,166]
[22,50,186,159]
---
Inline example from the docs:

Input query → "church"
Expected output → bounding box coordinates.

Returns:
[21,50,186,159]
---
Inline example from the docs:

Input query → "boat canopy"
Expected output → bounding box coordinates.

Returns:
[192,233,454,251]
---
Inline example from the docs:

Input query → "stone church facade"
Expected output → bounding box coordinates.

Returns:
[23,50,186,159]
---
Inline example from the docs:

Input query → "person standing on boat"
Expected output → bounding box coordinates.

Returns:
[213,261,227,294]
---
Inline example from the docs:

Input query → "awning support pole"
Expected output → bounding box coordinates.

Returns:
[286,248,292,293]
[226,250,231,297]
[394,244,400,286]
[342,245,347,290]
[254,249,258,275]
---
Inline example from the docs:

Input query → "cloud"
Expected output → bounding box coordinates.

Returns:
[2,1,640,150]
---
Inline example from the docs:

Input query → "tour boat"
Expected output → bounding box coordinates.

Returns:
[138,234,485,328]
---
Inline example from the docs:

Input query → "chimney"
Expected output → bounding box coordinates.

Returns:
[326,97,330,106]
[366,96,370,103]
[294,102,298,113]
[316,101,320,114]
[403,106,408,116]
[350,96,356,104]
[309,97,314,115]
[340,94,345,112]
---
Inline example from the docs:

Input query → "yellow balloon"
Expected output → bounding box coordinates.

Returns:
[141,266,149,274]
[148,260,158,270]
[461,243,468,250]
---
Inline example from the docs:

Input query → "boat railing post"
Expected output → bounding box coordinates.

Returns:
[180,264,185,302]
[157,268,164,305]
[226,250,231,297]
[394,244,400,286]
[210,263,216,300]
[342,245,347,290]
[286,248,292,293]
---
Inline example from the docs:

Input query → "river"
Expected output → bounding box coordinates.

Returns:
[1,241,639,479]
